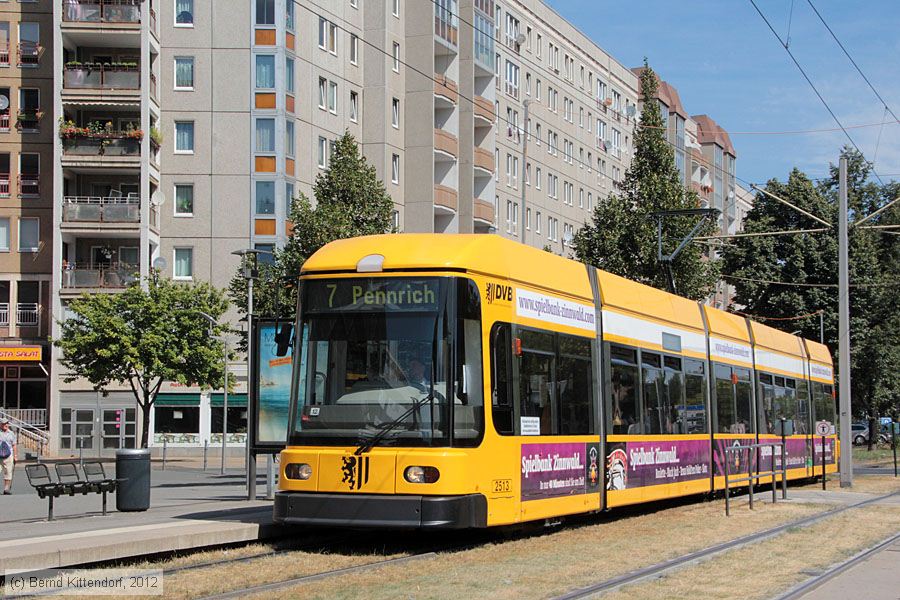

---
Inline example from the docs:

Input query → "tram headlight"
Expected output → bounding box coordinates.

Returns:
[285,463,313,480]
[404,466,440,484]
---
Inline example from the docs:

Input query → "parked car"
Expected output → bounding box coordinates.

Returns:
[852,422,890,445]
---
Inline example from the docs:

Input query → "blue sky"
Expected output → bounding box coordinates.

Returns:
[544,0,900,187]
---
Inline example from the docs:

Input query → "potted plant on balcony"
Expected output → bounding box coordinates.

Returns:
[16,109,43,130]
[149,126,163,149]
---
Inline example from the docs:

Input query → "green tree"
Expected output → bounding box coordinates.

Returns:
[722,147,900,446]
[55,275,230,448]
[573,61,719,300]
[228,131,394,335]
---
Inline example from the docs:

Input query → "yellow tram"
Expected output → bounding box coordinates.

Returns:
[274,234,837,528]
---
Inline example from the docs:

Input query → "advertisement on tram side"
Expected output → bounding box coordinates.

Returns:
[606,439,711,490]
[521,442,601,501]
[251,320,294,449]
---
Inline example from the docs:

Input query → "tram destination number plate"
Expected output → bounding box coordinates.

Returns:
[492,479,512,493]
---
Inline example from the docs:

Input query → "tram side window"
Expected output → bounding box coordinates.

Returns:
[781,379,798,434]
[758,373,775,433]
[641,352,664,434]
[683,359,708,433]
[518,329,556,435]
[662,356,685,434]
[796,380,810,434]
[454,279,484,445]
[557,335,592,435]
[812,382,835,426]
[490,323,514,435]
[609,344,639,434]
[714,364,753,434]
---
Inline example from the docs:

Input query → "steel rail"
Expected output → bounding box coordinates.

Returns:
[552,490,900,600]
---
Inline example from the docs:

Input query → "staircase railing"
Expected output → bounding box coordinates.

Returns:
[0,408,50,456]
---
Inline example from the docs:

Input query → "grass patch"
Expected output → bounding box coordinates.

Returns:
[260,499,827,600]
[853,446,897,466]
[795,474,900,495]
[603,504,900,600]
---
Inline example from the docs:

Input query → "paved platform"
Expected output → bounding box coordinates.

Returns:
[799,536,900,599]
[0,459,287,572]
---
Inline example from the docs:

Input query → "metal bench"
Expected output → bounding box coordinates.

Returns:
[55,462,93,496]
[24,464,65,521]
[82,461,118,515]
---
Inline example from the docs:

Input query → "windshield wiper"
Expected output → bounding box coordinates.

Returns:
[354,394,433,455]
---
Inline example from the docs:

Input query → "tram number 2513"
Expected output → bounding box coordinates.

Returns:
[492,479,512,493]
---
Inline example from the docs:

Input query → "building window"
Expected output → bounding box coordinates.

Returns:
[174,248,193,279]
[535,211,541,233]
[174,121,194,153]
[349,91,358,122]
[392,97,400,128]
[255,181,275,215]
[504,60,519,99]
[285,57,294,94]
[318,77,326,109]
[255,0,275,25]
[391,154,400,184]
[328,81,337,113]
[174,57,194,90]
[285,120,295,157]
[286,0,295,30]
[317,136,327,168]
[0,217,7,251]
[255,55,275,89]
[392,42,400,72]
[18,217,38,252]
[318,18,337,54]
[350,34,359,65]
[285,182,294,215]
[175,0,193,26]
[174,184,193,216]
[535,166,541,190]
[255,118,275,153]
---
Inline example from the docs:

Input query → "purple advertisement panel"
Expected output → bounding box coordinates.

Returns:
[714,438,758,476]
[521,442,601,501]
[606,439,711,491]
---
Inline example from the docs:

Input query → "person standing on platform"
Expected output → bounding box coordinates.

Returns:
[0,419,18,494]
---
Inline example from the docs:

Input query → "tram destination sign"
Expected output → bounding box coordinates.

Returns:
[304,277,442,313]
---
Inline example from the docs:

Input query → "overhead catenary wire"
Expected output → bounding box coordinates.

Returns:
[748,0,884,185]
[694,227,829,241]
[721,273,900,289]
[750,184,832,226]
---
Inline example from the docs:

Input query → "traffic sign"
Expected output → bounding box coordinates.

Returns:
[815,420,831,436]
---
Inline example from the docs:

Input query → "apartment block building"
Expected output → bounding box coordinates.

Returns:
[0,1,54,439]
[1,0,744,454]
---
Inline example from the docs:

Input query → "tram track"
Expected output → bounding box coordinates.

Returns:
[552,490,900,600]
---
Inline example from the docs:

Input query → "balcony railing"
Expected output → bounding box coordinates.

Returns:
[0,303,8,326]
[0,112,9,131]
[63,0,142,24]
[18,175,39,196]
[17,43,41,67]
[16,111,43,131]
[62,135,141,157]
[0,174,9,197]
[0,44,8,66]
[62,262,137,289]
[3,409,47,428]
[64,195,140,223]
[16,303,39,326]
[64,64,140,90]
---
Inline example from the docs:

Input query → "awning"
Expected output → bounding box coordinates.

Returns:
[155,393,201,407]
[210,393,247,408]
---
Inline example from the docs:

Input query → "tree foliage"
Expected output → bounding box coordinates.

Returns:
[722,147,900,433]
[55,275,230,447]
[228,131,395,346]
[574,61,719,300]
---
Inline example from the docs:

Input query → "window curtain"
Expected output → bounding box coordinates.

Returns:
[255,56,274,89]
[175,0,193,24]
[176,123,194,151]
[255,119,274,152]
[175,186,193,213]
[174,249,192,277]
[0,218,8,250]
[175,59,193,88]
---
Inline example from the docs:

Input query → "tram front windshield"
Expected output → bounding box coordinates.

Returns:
[290,277,483,448]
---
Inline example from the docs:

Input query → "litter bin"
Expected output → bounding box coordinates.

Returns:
[116,448,151,512]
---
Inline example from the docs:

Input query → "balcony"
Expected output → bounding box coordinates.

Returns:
[434,74,458,105]
[150,72,157,100]
[62,0,141,24]
[434,128,458,160]
[0,113,8,131]
[473,95,495,126]
[64,64,140,90]
[60,124,142,168]
[62,262,137,292]
[0,303,7,326]
[474,199,495,227]
[63,136,140,155]
[0,174,8,197]
[17,43,41,67]
[0,45,8,67]
[15,111,44,132]
[434,184,458,212]
[434,1,459,48]
[18,175,39,197]
[474,147,494,175]
[63,195,140,226]
[16,303,39,327]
